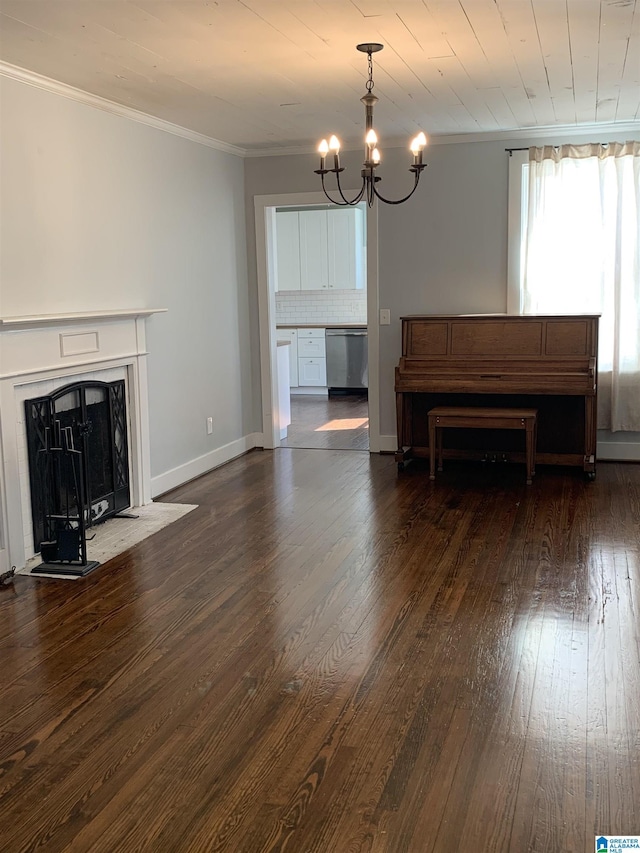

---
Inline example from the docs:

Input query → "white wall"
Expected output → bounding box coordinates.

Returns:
[1,76,257,491]
[245,131,639,457]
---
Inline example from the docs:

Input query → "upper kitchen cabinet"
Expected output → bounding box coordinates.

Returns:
[274,207,365,291]
[299,210,329,291]
[327,208,363,291]
[274,210,301,293]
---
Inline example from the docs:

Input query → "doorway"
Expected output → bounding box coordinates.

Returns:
[281,393,370,450]
[254,191,380,453]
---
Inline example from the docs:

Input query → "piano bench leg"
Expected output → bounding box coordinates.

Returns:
[428,421,437,480]
[525,417,536,485]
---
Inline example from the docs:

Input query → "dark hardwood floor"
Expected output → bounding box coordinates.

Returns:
[1,452,639,852]
[281,394,369,450]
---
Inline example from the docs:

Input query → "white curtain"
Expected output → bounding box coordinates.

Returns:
[522,142,640,432]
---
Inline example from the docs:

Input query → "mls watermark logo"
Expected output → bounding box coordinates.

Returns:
[596,836,640,852]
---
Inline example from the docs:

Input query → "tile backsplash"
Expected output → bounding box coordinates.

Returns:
[275,290,367,325]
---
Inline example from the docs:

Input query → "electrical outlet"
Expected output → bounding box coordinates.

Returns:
[206,417,213,435]
[380,308,391,325]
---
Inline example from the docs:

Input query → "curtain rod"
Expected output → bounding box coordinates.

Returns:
[506,142,612,156]
[505,145,562,155]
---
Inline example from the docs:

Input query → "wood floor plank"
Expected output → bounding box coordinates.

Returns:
[1,452,639,852]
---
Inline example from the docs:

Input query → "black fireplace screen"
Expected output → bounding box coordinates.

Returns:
[25,380,130,553]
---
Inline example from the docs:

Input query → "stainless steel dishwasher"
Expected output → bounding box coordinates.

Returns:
[325,328,368,395]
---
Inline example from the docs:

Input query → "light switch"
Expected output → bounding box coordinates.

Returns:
[380,308,391,325]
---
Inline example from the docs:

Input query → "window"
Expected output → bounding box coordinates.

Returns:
[508,143,640,432]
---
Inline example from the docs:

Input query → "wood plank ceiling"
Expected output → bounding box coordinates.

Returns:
[0,0,638,151]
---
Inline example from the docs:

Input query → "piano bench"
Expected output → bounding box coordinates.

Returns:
[428,406,538,485]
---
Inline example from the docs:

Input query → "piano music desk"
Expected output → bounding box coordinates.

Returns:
[428,406,538,484]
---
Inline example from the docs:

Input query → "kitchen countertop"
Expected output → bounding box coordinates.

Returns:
[276,323,367,329]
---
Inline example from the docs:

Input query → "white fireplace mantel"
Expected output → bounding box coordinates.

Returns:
[0,308,164,330]
[0,309,166,573]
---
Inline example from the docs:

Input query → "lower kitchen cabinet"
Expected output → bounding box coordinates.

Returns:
[298,357,327,386]
[277,329,298,387]
[297,329,326,388]
[276,327,328,391]
[297,334,325,359]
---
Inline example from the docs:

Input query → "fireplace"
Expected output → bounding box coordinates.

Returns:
[0,309,164,573]
[25,379,131,558]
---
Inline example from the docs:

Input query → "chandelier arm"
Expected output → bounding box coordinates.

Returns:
[367,179,375,208]
[372,171,422,206]
[350,183,367,206]
[334,170,367,206]
[319,172,351,206]
[349,186,366,207]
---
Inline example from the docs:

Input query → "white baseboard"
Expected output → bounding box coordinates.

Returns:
[290,387,328,395]
[149,433,637,497]
[379,434,398,453]
[151,433,263,497]
[596,440,640,462]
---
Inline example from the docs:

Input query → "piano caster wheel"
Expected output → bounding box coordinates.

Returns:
[586,471,596,482]
[397,462,405,472]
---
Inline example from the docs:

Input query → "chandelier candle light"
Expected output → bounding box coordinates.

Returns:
[315,43,428,207]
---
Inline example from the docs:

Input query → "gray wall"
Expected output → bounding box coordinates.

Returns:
[1,76,255,481]
[245,130,636,445]
[245,140,515,436]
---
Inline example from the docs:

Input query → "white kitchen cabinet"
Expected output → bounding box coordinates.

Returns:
[299,210,329,291]
[297,335,325,358]
[327,207,365,289]
[276,342,291,439]
[274,208,364,292]
[298,357,327,386]
[297,328,325,338]
[297,328,326,389]
[277,328,298,386]
[274,211,301,291]
[277,327,327,392]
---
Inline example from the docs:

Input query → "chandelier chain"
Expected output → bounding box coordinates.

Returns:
[366,51,374,93]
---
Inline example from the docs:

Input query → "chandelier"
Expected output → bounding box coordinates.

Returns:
[315,43,428,208]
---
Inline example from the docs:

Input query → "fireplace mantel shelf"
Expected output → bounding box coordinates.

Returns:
[0,308,167,330]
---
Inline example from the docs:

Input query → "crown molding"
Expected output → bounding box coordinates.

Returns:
[429,120,640,147]
[0,62,246,157]
[244,120,640,158]
[3,61,638,159]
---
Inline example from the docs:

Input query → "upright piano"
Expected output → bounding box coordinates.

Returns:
[395,314,599,478]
